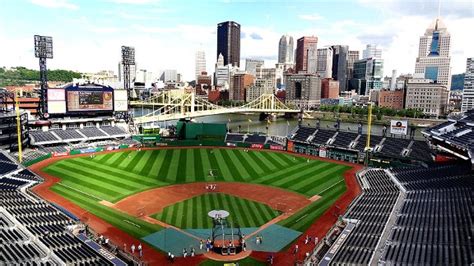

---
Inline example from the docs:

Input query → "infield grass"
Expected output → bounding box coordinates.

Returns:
[152,193,280,228]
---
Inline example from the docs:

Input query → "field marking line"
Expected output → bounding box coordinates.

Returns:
[56,182,103,201]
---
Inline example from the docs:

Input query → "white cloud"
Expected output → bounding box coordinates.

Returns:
[106,0,160,4]
[298,13,324,21]
[30,0,78,10]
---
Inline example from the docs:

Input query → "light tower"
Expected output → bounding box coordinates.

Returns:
[121,46,136,101]
[34,35,53,119]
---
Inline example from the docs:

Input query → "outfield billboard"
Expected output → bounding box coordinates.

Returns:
[114,89,128,111]
[390,120,408,135]
[47,88,66,114]
[67,90,113,112]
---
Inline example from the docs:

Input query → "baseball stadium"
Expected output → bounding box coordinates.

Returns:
[0,76,472,265]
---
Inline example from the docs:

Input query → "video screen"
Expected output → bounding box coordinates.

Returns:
[67,90,113,111]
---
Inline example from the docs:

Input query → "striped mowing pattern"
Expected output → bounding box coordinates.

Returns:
[43,148,352,234]
[152,193,280,229]
[43,148,350,203]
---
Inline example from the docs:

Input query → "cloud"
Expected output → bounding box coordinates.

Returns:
[250,33,263,40]
[298,13,323,21]
[359,0,473,18]
[107,0,160,4]
[240,32,246,38]
[357,33,393,47]
[30,0,78,10]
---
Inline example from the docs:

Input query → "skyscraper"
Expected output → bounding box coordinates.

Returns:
[362,44,382,59]
[414,17,451,88]
[461,58,474,112]
[217,21,241,67]
[295,36,318,74]
[330,45,349,91]
[195,50,206,80]
[278,35,294,64]
[317,47,333,79]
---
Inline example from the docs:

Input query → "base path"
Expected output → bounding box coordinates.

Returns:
[111,182,312,217]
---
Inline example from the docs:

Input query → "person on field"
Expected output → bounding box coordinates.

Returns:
[123,243,126,252]
[191,247,195,257]
[131,244,135,254]
[199,240,203,250]
[183,248,187,258]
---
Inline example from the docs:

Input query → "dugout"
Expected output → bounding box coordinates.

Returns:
[176,119,227,141]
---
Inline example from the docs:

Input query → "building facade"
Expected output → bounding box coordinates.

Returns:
[246,78,273,102]
[285,73,321,108]
[321,78,340,99]
[317,47,333,79]
[255,66,283,92]
[230,73,254,101]
[295,36,318,74]
[378,89,404,110]
[461,58,474,112]
[217,21,241,67]
[414,18,451,88]
[245,59,264,76]
[351,58,384,95]
[195,50,206,80]
[405,79,449,117]
[362,44,382,59]
[278,35,294,64]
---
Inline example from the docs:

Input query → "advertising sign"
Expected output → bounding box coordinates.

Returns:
[270,145,284,150]
[250,143,264,149]
[390,120,408,135]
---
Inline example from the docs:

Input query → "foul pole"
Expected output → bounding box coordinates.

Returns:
[365,102,373,166]
[15,90,22,163]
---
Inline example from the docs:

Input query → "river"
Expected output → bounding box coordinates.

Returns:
[132,108,411,138]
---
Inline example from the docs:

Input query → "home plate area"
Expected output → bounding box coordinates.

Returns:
[141,225,301,256]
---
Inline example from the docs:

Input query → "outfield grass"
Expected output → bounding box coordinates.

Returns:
[152,193,280,229]
[44,148,350,203]
[50,183,162,239]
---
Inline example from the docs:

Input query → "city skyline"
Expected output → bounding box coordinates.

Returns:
[0,0,472,81]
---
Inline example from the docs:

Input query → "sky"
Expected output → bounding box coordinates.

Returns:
[0,0,472,81]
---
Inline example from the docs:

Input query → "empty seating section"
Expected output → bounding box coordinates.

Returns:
[311,129,335,145]
[430,120,455,132]
[0,152,14,163]
[331,170,399,265]
[0,178,28,190]
[380,138,411,157]
[0,151,115,265]
[0,161,17,176]
[29,126,130,146]
[292,126,316,142]
[244,134,266,144]
[52,129,83,140]
[409,140,432,161]
[450,130,474,146]
[381,166,474,265]
[226,133,244,142]
[100,126,127,136]
[332,131,358,148]
[78,127,107,138]
[30,131,60,143]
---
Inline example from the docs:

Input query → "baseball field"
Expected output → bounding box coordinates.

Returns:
[40,147,352,255]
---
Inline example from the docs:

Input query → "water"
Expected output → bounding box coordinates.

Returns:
[133,108,394,137]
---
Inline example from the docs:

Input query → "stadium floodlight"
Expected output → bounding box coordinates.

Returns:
[121,46,135,65]
[34,35,53,59]
[34,35,53,119]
